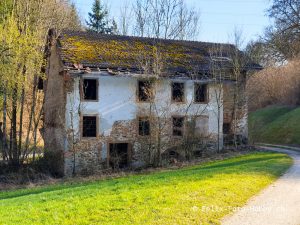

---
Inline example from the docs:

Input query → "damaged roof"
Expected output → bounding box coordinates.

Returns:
[56,30,261,75]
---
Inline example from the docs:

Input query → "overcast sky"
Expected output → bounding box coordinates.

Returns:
[73,0,273,47]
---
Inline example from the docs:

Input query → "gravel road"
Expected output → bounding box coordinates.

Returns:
[222,146,300,225]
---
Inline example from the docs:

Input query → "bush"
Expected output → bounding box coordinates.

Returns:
[247,60,300,111]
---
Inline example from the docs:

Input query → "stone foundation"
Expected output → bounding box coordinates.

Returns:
[64,139,104,176]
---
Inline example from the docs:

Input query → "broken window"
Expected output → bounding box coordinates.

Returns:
[82,79,98,100]
[223,123,231,134]
[172,82,185,102]
[138,80,153,102]
[195,83,208,103]
[138,117,150,136]
[172,117,185,136]
[82,116,97,137]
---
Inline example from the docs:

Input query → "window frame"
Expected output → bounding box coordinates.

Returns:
[81,114,99,139]
[172,116,185,137]
[138,116,151,136]
[136,80,154,103]
[171,81,186,103]
[194,82,209,104]
[80,78,99,102]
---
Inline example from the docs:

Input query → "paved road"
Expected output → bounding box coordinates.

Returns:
[222,146,300,225]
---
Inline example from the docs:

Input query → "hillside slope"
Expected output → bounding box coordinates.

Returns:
[249,106,300,145]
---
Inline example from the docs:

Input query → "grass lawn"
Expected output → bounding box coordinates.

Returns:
[249,106,300,145]
[0,152,292,225]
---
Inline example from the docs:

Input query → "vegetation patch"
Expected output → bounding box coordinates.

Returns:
[0,152,292,225]
[249,106,300,145]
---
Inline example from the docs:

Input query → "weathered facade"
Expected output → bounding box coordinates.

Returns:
[43,30,260,176]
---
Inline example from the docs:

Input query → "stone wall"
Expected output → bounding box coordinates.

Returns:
[63,119,139,175]
[64,139,103,175]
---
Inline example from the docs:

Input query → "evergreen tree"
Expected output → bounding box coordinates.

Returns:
[86,0,112,34]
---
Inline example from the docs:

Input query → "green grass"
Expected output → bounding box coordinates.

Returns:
[249,106,300,145]
[0,152,292,225]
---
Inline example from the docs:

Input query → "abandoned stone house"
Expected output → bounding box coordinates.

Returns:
[43,30,260,176]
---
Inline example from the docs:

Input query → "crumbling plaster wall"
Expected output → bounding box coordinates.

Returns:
[64,72,224,175]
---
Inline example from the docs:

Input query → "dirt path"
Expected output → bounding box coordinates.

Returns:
[222,146,300,225]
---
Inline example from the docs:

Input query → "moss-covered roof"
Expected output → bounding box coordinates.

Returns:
[58,30,241,74]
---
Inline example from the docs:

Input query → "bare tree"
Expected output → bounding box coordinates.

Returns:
[133,0,150,37]
[229,28,245,148]
[66,88,82,176]
[209,45,225,153]
[264,0,300,61]
[132,0,200,40]
[176,0,200,40]
[137,81,213,166]
[134,45,216,166]
[247,59,300,111]
[119,1,132,36]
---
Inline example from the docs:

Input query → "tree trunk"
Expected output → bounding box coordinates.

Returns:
[11,85,19,168]
[32,125,38,162]
[231,80,239,150]
[217,105,220,153]
[18,84,25,160]
[22,75,38,162]
[9,122,12,160]
[18,66,27,164]
[1,86,8,161]
[157,122,162,167]
[32,105,43,162]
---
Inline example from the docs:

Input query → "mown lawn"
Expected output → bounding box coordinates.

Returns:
[0,152,292,225]
[249,106,300,145]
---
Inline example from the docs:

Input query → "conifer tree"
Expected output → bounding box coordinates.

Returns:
[86,0,113,34]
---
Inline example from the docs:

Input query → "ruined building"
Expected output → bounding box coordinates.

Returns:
[43,30,260,176]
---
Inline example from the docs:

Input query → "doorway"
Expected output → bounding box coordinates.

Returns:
[109,143,130,169]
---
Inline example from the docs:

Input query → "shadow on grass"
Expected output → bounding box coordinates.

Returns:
[0,153,289,201]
